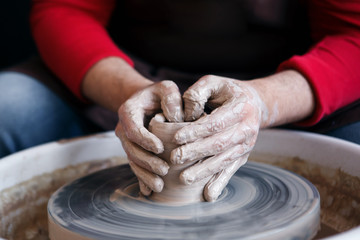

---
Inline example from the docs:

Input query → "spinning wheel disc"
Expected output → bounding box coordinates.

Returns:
[48,162,320,240]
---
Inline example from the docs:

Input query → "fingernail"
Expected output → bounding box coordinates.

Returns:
[158,164,169,176]
[141,189,151,197]
[174,130,186,144]
[170,148,183,164]
[139,182,152,196]
[149,141,164,154]
[206,191,220,202]
[152,178,164,193]
[205,182,221,202]
[180,171,195,185]
[174,109,184,123]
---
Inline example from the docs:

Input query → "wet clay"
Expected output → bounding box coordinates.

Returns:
[251,153,360,233]
[148,114,211,205]
[4,155,358,239]
[47,162,320,240]
[0,157,126,240]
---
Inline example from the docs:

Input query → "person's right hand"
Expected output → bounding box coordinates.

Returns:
[115,81,184,196]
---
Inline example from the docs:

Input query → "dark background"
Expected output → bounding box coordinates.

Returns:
[0,1,36,70]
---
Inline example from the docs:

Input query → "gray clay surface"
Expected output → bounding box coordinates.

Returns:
[48,162,320,240]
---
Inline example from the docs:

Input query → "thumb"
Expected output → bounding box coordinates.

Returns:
[183,75,225,121]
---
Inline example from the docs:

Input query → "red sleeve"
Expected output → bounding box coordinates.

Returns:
[278,0,360,126]
[30,0,134,100]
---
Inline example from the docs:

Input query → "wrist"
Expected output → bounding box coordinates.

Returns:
[247,70,315,128]
[82,57,153,112]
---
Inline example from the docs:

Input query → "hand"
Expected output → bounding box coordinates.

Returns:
[115,81,184,196]
[171,75,267,201]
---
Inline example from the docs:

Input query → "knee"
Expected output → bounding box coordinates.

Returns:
[0,71,84,158]
[0,71,53,122]
[0,72,40,157]
[325,122,360,145]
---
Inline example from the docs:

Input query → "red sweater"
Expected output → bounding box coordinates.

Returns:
[30,0,360,126]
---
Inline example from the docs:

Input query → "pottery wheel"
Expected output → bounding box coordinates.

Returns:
[48,162,320,240]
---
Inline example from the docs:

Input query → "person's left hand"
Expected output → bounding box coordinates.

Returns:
[170,75,267,201]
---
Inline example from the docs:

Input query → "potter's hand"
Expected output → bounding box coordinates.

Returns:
[171,75,266,202]
[115,81,184,196]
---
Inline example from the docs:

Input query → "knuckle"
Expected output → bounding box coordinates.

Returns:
[162,92,181,104]
[207,119,226,133]
[183,88,200,101]
[117,103,127,115]
[126,127,141,142]
[213,138,228,152]
[159,80,178,89]
[118,101,134,118]
[200,74,215,82]
[248,127,257,137]
[230,145,245,159]
[240,125,257,138]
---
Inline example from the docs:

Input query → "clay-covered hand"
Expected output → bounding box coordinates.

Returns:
[115,81,184,196]
[171,75,267,202]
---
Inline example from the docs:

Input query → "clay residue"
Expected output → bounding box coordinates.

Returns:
[1,154,359,239]
[0,157,127,240]
[250,154,360,233]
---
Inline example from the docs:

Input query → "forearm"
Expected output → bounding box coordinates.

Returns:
[248,70,315,128]
[30,0,134,100]
[82,57,153,112]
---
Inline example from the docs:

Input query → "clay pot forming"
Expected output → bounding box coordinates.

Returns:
[148,114,211,205]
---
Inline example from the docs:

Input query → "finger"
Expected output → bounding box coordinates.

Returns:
[204,157,248,202]
[129,161,164,193]
[118,124,169,176]
[180,145,249,185]
[117,90,164,154]
[174,99,248,144]
[138,180,152,196]
[156,81,184,122]
[172,124,254,164]
[118,113,164,154]
[183,75,241,122]
[182,76,221,121]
